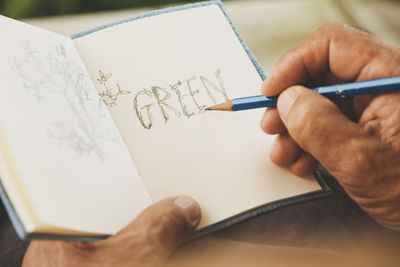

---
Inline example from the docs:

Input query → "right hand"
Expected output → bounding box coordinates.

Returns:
[260,23,400,230]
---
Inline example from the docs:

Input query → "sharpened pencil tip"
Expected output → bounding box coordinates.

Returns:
[205,100,233,111]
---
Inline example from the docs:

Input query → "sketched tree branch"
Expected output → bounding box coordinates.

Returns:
[97,70,131,107]
[11,42,108,159]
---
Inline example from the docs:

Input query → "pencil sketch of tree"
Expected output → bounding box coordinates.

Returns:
[11,41,112,160]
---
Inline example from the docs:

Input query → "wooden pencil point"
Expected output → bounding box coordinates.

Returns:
[206,100,233,111]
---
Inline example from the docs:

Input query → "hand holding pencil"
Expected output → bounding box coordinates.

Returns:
[238,23,400,231]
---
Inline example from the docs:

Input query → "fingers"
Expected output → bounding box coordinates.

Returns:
[115,196,201,260]
[261,108,286,134]
[289,152,319,177]
[262,110,319,176]
[269,133,302,166]
[261,22,389,97]
[276,86,361,170]
[269,133,319,177]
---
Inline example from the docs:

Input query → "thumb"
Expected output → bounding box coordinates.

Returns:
[277,86,362,169]
[118,196,201,260]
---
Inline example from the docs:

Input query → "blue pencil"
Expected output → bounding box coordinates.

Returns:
[206,76,400,111]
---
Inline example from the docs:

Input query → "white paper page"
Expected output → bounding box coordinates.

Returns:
[0,16,151,234]
[74,4,321,227]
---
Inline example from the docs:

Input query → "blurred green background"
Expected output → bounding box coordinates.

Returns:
[0,0,199,18]
[1,0,399,19]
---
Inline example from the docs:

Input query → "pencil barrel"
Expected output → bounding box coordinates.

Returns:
[232,95,277,111]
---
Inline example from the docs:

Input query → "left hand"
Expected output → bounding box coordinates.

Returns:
[22,196,201,267]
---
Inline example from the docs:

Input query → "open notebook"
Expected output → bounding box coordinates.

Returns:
[0,0,331,240]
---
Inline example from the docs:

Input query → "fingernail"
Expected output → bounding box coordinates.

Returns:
[174,196,201,223]
[277,87,299,122]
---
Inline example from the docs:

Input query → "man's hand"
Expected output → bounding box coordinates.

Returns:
[22,196,201,267]
[260,23,400,230]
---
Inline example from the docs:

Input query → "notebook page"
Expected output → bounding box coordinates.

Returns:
[73,4,321,227]
[0,16,151,235]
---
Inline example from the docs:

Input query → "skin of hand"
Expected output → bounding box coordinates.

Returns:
[260,22,400,231]
[22,196,201,267]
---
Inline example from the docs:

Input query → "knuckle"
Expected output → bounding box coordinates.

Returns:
[318,22,344,34]
[164,203,190,227]
[112,231,149,250]
[278,47,299,65]
[345,145,370,177]
[314,22,352,43]
[148,204,191,241]
[329,138,377,189]
[288,100,322,150]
